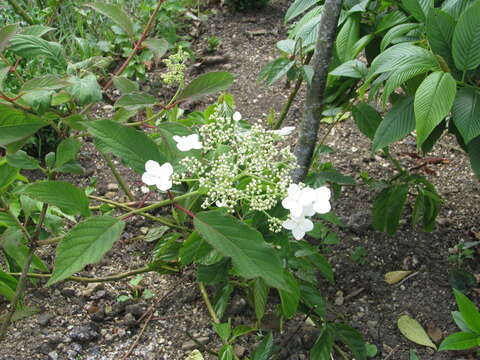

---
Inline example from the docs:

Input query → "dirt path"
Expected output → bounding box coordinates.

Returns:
[2,1,479,359]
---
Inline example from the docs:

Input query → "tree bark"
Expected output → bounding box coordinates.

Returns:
[292,0,343,182]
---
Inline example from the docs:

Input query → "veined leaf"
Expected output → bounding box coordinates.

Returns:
[85,120,165,174]
[0,162,19,194]
[452,87,480,144]
[414,71,457,147]
[398,315,437,349]
[289,5,323,46]
[22,181,90,217]
[258,57,295,86]
[68,74,102,106]
[22,75,69,92]
[375,11,409,33]
[439,331,480,351]
[9,35,65,66]
[0,24,17,52]
[55,138,82,168]
[336,14,360,62]
[333,324,367,360]
[352,103,382,140]
[402,0,433,23]
[452,1,480,70]
[112,76,139,94]
[279,271,300,318]
[330,60,367,78]
[115,92,157,110]
[381,23,420,51]
[453,288,480,333]
[426,9,456,67]
[252,332,273,360]
[177,72,234,102]
[46,216,125,286]
[143,38,168,60]
[194,211,287,291]
[86,2,134,40]
[285,0,318,22]
[372,184,409,235]
[6,150,40,170]
[0,104,48,147]
[468,136,480,179]
[20,25,54,37]
[254,278,269,323]
[310,326,334,360]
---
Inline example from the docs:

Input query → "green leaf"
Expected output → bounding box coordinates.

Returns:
[352,103,382,140]
[85,120,165,174]
[375,11,409,33]
[279,271,300,318]
[310,326,333,360]
[213,322,231,342]
[1,228,48,272]
[55,138,81,168]
[112,76,139,94]
[197,258,230,284]
[0,270,17,301]
[22,181,90,217]
[372,184,409,235]
[0,162,19,193]
[300,284,327,317]
[452,87,480,144]
[252,332,273,360]
[194,211,287,291]
[143,38,168,60]
[46,216,124,286]
[409,349,421,360]
[254,278,269,323]
[213,282,233,320]
[426,9,456,67]
[333,324,367,360]
[330,60,367,79]
[154,122,196,163]
[0,24,17,52]
[285,0,318,22]
[20,25,54,37]
[373,96,415,152]
[397,315,437,349]
[185,350,204,360]
[258,58,295,86]
[452,311,470,332]
[177,72,234,102]
[414,71,457,147]
[9,35,65,66]
[402,0,433,22]
[0,104,48,146]
[439,331,480,351]
[115,92,157,110]
[452,1,480,70]
[453,288,480,333]
[468,136,480,179]
[381,23,420,51]
[68,74,102,106]
[22,75,69,92]
[86,2,134,40]
[218,344,234,360]
[336,15,360,62]
[6,150,40,170]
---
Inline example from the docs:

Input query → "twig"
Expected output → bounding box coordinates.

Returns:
[396,271,419,286]
[199,282,220,323]
[383,345,399,360]
[102,153,136,202]
[7,265,178,283]
[185,330,218,356]
[333,343,349,360]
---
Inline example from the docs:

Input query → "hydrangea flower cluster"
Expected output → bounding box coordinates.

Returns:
[281,184,331,240]
[161,48,187,85]
[175,106,297,216]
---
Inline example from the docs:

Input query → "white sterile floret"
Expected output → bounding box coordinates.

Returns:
[141,160,173,191]
[312,186,331,214]
[281,184,316,218]
[232,111,242,121]
[272,126,295,136]
[173,134,203,152]
[282,216,314,240]
[140,185,150,194]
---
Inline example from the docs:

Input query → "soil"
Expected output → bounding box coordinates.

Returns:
[1,1,480,359]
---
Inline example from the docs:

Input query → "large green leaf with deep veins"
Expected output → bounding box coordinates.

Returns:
[86,2,134,40]
[452,1,480,70]
[194,211,287,291]
[85,120,165,174]
[414,71,457,147]
[46,216,125,286]
[426,8,456,67]
[452,87,480,144]
[9,34,65,66]
[373,97,416,152]
[468,136,480,179]
[177,72,234,102]
[22,181,90,217]
[372,184,409,235]
[0,104,48,146]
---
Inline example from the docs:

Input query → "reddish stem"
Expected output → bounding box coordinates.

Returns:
[10,58,21,72]
[167,191,196,218]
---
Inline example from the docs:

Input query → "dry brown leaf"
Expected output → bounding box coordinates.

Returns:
[426,320,443,342]
[384,271,412,285]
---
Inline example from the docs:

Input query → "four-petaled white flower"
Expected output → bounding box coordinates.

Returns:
[233,111,242,121]
[282,216,314,240]
[281,184,316,218]
[141,160,173,191]
[272,126,295,136]
[312,186,331,214]
[140,185,150,194]
[173,134,203,152]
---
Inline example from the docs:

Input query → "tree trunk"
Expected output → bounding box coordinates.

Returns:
[292,0,343,182]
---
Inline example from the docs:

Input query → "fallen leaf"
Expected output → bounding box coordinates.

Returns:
[185,350,204,360]
[385,271,412,285]
[426,320,443,342]
[397,315,437,349]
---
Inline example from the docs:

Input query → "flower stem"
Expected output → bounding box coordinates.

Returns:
[102,153,136,201]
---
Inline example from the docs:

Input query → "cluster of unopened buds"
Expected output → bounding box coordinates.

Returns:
[281,183,331,240]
